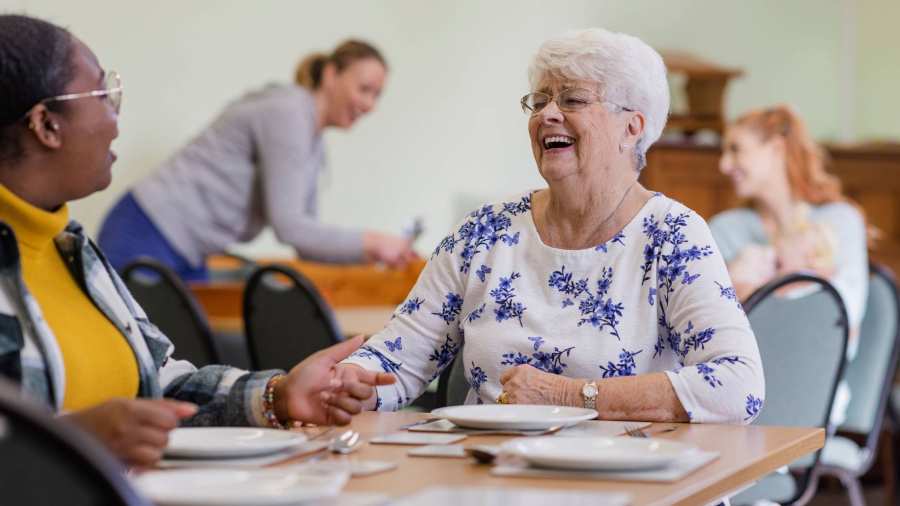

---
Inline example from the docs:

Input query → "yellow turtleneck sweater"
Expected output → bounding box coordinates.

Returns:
[0,184,138,410]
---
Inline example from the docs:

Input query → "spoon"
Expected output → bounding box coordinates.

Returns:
[329,430,362,454]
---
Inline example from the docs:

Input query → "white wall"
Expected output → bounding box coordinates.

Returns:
[4,0,881,256]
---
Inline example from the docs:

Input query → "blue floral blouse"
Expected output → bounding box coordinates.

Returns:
[342,192,765,424]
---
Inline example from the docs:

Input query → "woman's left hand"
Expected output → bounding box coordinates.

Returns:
[498,365,580,406]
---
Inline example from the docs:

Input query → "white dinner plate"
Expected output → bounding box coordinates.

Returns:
[430,404,598,430]
[502,436,697,471]
[164,428,307,459]
[133,468,347,506]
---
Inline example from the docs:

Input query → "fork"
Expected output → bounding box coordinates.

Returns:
[623,424,649,438]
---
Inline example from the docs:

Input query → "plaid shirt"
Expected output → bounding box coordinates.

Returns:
[0,219,279,426]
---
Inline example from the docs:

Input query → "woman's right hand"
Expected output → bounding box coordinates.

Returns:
[362,231,418,269]
[62,398,197,468]
[327,363,387,412]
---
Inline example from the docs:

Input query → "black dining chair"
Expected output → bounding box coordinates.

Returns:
[242,264,342,371]
[122,258,220,366]
[0,378,150,506]
[436,354,469,408]
[733,273,850,506]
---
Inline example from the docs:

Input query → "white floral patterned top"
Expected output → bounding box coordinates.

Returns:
[342,192,765,424]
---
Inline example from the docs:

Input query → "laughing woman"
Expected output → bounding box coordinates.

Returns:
[331,28,765,424]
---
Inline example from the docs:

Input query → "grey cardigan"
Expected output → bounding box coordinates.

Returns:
[133,85,364,267]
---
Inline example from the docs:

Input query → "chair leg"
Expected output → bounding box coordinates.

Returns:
[835,470,865,506]
[881,428,896,506]
[793,468,821,506]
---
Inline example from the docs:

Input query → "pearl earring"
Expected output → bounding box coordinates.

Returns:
[28,123,36,130]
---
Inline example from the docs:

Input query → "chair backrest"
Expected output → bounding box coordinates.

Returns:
[0,380,150,506]
[243,264,342,371]
[436,355,469,408]
[840,264,900,455]
[122,258,219,366]
[744,273,849,432]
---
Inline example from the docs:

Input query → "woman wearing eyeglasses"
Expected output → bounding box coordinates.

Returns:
[0,14,393,468]
[330,28,764,425]
[96,39,415,281]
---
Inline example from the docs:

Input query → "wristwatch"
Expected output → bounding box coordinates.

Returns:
[581,381,599,409]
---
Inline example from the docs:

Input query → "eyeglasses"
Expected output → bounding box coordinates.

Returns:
[20,70,123,121]
[520,87,633,115]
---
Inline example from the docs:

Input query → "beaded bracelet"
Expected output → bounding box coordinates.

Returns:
[262,374,289,429]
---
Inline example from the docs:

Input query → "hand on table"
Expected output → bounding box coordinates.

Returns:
[498,365,580,406]
[62,398,197,468]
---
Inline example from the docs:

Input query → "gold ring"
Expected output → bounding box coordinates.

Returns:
[497,391,510,404]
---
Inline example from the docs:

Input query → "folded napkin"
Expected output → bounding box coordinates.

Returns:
[491,449,719,483]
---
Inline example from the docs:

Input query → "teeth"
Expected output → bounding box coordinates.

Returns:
[543,135,575,148]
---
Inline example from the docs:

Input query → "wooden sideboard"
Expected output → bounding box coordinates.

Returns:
[193,257,426,320]
[641,142,900,275]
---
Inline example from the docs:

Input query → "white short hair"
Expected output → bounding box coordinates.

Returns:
[529,28,669,170]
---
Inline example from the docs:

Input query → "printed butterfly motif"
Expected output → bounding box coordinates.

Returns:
[385,336,403,352]
[527,336,545,351]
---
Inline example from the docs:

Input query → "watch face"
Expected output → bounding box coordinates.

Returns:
[582,383,598,397]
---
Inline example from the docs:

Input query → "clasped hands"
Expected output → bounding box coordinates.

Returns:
[64,335,394,468]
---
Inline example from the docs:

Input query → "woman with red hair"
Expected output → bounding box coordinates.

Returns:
[711,105,868,342]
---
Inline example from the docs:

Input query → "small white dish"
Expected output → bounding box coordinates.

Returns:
[133,467,348,506]
[431,404,597,430]
[502,436,697,471]
[164,427,307,459]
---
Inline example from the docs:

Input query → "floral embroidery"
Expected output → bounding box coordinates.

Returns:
[428,334,459,371]
[527,336,545,351]
[469,362,487,393]
[745,394,763,421]
[644,211,716,360]
[490,272,527,326]
[549,266,624,339]
[476,264,492,282]
[694,356,744,389]
[599,348,643,378]
[595,231,626,253]
[696,362,722,388]
[432,196,531,273]
[466,303,486,323]
[715,281,742,309]
[641,212,713,295]
[655,320,716,363]
[501,337,574,375]
[432,292,463,325]
[384,337,402,352]
[398,297,424,315]
[352,345,401,373]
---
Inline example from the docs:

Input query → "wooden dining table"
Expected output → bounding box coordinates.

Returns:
[286,411,824,506]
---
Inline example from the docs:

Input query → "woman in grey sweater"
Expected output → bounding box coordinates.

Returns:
[98,40,415,281]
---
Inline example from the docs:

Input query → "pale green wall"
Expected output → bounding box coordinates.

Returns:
[856,0,900,139]
[2,0,894,255]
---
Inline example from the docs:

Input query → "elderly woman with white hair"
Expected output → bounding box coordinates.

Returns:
[330,28,765,424]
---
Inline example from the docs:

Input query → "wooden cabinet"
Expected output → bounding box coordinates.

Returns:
[641,142,900,275]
